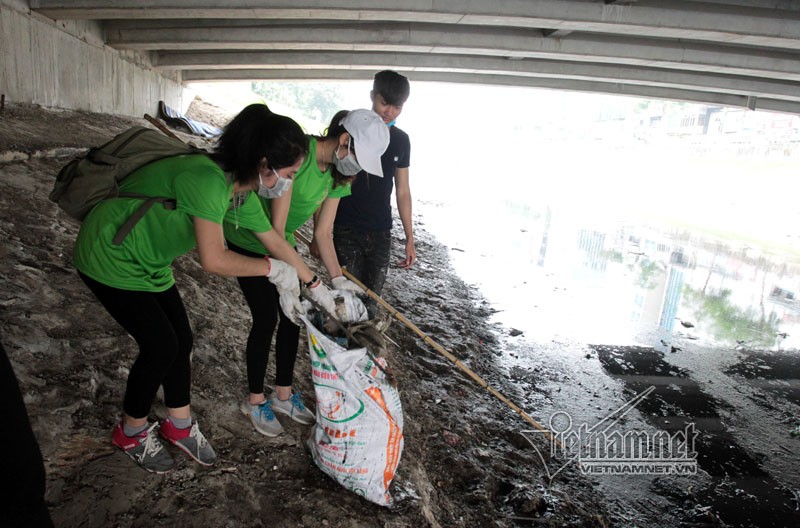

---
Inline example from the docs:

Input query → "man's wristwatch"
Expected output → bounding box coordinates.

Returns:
[303,275,319,288]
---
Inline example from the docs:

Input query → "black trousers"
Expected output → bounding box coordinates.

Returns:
[0,340,54,527]
[79,273,193,418]
[227,243,301,393]
[333,225,392,316]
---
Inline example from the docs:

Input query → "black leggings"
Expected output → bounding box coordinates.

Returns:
[79,273,193,419]
[228,243,300,393]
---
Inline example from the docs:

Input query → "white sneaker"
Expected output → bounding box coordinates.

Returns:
[271,393,316,425]
[239,399,284,437]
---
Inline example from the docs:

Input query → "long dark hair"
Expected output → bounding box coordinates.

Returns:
[212,103,308,185]
[314,109,351,189]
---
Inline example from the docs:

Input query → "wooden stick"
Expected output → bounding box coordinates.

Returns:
[143,113,181,140]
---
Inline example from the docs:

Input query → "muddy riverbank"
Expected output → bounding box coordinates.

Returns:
[1,100,798,527]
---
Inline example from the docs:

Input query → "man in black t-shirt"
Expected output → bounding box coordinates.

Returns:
[334,71,416,317]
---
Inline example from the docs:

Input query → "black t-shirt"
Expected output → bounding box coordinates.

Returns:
[334,125,411,232]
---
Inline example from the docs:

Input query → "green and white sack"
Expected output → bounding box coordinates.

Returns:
[302,315,403,506]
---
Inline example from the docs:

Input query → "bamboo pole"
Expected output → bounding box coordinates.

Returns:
[143,114,181,140]
[294,231,555,443]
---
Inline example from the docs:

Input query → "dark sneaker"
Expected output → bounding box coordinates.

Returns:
[159,418,217,466]
[271,392,315,425]
[240,398,284,436]
[112,422,175,474]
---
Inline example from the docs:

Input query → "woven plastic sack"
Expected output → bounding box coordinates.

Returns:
[302,314,403,506]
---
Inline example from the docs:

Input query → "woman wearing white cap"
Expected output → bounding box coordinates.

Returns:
[223,109,390,437]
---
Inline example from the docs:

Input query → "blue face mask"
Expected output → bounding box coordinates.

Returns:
[258,168,292,198]
[332,137,362,176]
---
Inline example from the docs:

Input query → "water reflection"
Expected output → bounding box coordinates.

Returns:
[416,199,800,352]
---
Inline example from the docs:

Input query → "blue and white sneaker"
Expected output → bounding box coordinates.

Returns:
[240,399,284,437]
[271,393,316,425]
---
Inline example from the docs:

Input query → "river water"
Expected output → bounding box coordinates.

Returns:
[413,136,800,354]
[335,80,800,523]
[409,116,800,526]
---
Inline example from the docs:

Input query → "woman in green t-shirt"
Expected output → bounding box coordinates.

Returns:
[224,109,390,437]
[73,104,335,473]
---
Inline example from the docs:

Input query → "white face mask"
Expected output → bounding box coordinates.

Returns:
[332,137,363,176]
[257,168,293,198]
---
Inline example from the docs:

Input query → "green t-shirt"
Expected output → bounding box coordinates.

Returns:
[73,154,271,291]
[223,136,351,252]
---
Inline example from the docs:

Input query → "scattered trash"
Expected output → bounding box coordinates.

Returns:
[158,100,222,138]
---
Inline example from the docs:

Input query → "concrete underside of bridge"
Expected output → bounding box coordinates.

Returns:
[2,0,800,117]
[1,1,185,116]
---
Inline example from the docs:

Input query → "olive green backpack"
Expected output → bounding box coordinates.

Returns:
[50,126,204,244]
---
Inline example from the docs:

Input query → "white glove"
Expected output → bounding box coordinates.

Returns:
[331,275,365,294]
[278,291,304,326]
[305,281,336,316]
[266,259,300,297]
[266,259,303,324]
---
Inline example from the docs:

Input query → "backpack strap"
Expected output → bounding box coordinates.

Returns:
[111,193,177,245]
[87,148,122,165]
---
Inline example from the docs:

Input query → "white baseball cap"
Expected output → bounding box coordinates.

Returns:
[339,109,390,177]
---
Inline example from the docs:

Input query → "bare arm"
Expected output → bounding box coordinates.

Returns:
[309,209,321,259]
[394,167,416,268]
[269,187,293,240]
[313,197,344,278]
[193,217,271,277]
[193,215,317,284]
[253,229,317,284]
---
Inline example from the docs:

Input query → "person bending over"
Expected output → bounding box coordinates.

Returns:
[224,109,389,436]
[73,104,334,473]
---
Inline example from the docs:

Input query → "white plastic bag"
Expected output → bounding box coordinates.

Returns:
[302,314,403,506]
[333,289,369,323]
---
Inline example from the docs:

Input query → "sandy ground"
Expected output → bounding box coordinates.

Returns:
[1,98,798,528]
